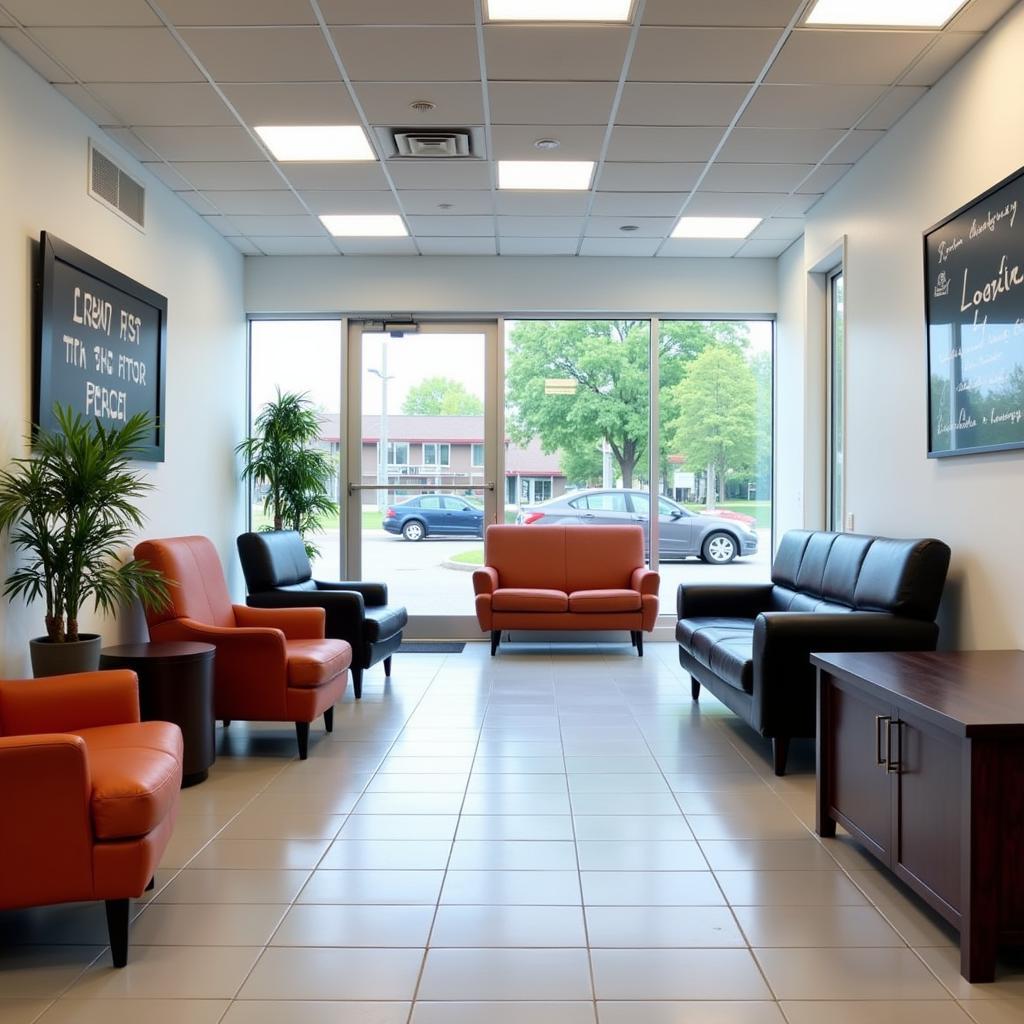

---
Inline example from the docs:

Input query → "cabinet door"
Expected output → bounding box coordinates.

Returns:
[825,680,895,867]
[893,712,962,919]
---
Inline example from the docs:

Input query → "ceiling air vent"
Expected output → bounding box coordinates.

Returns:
[375,126,485,159]
[88,142,146,230]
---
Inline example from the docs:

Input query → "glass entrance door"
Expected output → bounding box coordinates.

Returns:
[345,321,500,638]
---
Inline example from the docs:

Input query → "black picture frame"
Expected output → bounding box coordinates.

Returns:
[35,231,168,461]
[923,164,1024,459]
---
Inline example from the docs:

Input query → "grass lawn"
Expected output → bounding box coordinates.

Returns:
[684,500,771,529]
[450,548,485,565]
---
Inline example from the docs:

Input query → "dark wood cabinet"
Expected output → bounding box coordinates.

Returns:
[814,650,1024,983]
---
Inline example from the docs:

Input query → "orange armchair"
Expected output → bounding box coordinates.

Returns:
[0,670,182,967]
[135,535,351,759]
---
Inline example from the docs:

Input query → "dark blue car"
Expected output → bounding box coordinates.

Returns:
[383,494,484,541]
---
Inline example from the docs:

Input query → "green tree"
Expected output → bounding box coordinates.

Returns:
[402,376,484,416]
[669,347,757,507]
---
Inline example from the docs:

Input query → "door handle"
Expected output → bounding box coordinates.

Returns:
[875,715,890,767]
[886,719,902,774]
[582,513,595,518]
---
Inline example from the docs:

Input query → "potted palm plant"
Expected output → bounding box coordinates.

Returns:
[0,405,170,677]
[237,390,338,558]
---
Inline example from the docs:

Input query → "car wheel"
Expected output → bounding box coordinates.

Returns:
[702,531,738,564]
[402,520,426,541]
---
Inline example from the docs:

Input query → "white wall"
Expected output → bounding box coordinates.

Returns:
[781,2,1024,648]
[0,43,246,676]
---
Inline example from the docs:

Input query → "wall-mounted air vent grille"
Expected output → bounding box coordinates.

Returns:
[88,142,146,230]
[374,126,486,159]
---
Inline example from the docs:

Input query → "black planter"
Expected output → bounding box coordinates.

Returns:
[29,634,103,677]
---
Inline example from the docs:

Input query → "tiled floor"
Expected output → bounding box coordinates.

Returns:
[3,642,1024,1023]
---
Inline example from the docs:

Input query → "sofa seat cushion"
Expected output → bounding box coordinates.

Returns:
[676,617,756,695]
[364,604,409,642]
[492,588,568,613]
[75,723,183,840]
[707,636,755,694]
[287,639,353,688]
[568,589,641,613]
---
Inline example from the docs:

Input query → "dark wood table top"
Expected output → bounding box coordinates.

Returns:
[100,642,215,662]
[812,650,1024,737]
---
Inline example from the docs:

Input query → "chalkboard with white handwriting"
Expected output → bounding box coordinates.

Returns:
[35,232,167,461]
[925,166,1024,458]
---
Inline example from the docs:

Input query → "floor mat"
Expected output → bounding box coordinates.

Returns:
[398,642,467,653]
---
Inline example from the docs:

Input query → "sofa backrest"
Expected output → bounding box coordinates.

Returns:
[237,530,314,594]
[485,524,644,591]
[770,530,951,621]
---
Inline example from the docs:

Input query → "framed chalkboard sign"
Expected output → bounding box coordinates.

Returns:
[925,166,1024,458]
[35,232,167,461]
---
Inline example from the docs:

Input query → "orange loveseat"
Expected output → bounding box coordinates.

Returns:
[0,670,182,967]
[473,524,660,654]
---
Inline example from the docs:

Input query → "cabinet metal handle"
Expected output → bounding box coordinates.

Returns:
[875,715,890,767]
[885,719,901,774]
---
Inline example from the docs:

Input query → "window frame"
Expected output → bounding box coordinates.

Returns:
[827,268,846,531]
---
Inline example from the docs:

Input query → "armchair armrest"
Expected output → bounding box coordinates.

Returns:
[233,604,326,640]
[153,617,288,661]
[248,589,369,648]
[315,580,388,605]
[678,583,774,620]
[631,567,659,596]
[0,671,140,736]
[473,567,499,596]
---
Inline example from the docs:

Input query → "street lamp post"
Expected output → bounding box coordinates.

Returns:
[368,343,395,512]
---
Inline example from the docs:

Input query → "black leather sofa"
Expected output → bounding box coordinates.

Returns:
[677,529,951,775]
[237,531,408,699]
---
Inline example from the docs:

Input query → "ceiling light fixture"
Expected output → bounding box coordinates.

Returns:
[255,125,374,162]
[671,216,761,239]
[805,0,967,28]
[319,214,408,237]
[498,160,595,191]
[486,0,634,21]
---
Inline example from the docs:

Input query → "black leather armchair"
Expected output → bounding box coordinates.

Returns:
[237,531,408,699]
[677,530,951,775]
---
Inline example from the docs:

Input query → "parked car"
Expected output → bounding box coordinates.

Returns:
[515,488,758,563]
[698,507,757,527]
[383,494,484,541]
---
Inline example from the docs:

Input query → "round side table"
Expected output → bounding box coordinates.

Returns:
[100,642,216,787]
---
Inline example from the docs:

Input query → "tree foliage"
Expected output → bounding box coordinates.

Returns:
[402,376,484,416]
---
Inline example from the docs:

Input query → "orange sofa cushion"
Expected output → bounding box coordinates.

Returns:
[287,639,352,688]
[76,723,183,840]
[568,589,642,613]
[493,588,569,613]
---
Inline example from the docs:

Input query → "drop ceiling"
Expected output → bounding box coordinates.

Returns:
[0,0,1016,258]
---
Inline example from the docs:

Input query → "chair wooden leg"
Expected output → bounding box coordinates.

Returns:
[490,630,501,656]
[105,898,129,968]
[691,678,701,700]
[351,666,363,700]
[636,632,644,657]
[630,630,637,647]
[383,656,392,677]
[772,736,790,777]
[296,721,310,760]
[323,706,334,733]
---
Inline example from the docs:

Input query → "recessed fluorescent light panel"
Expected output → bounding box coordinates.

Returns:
[671,217,761,239]
[498,160,595,191]
[319,215,408,237]
[487,0,633,21]
[806,0,967,27]
[255,125,374,162]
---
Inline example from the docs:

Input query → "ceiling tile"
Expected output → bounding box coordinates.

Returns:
[336,238,418,255]
[0,29,73,81]
[53,84,120,125]
[591,192,688,216]
[499,237,579,255]
[132,125,264,161]
[175,190,220,215]
[200,190,307,215]
[227,214,325,236]
[597,162,704,191]
[29,27,203,81]
[901,32,983,86]
[249,236,338,255]
[488,82,617,125]
[686,192,790,216]
[158,0,318,25]
[418,237,498,255]
[585,216,675,237]
[498,216,585,237]
[221,83,359,124]
[388,160,492,189]
[629,27,778,82]
[767,29,933,85]
[484,26,630,81]
[949,0,1020,32]
[102,127,159,160]
[735,238,793,257]
[140,161,193,189]
[282,163,390,189]
[2,0,160,26]
[299,190,400,214]
[490,125,605,160]
[772,194,821,216]
[741,83,886,129]
[658,238,745,256]
[643,0,802,26]
[400,190,495,214]
[0,12,12,25]
[225,236,264,255]
[354,82,484,126]
[617,83,749,127]
[201,214,242,236]
[406,214,495,236]
[180,27,339,82]
[580,237,661,256]
[796,163,853,192]
[718,127,844,162]
[495,192,589,215]
[701,162,814,191]
[320,0,475,24]
[857,86,928,129]
[826,129,885,163]
[749,217,804,239]
[156,160,285,189]
[607,126,723,162]
[85,82,235,126]
[332,27,480,82]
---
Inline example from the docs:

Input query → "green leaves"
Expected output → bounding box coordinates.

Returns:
[402,377,484,416]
